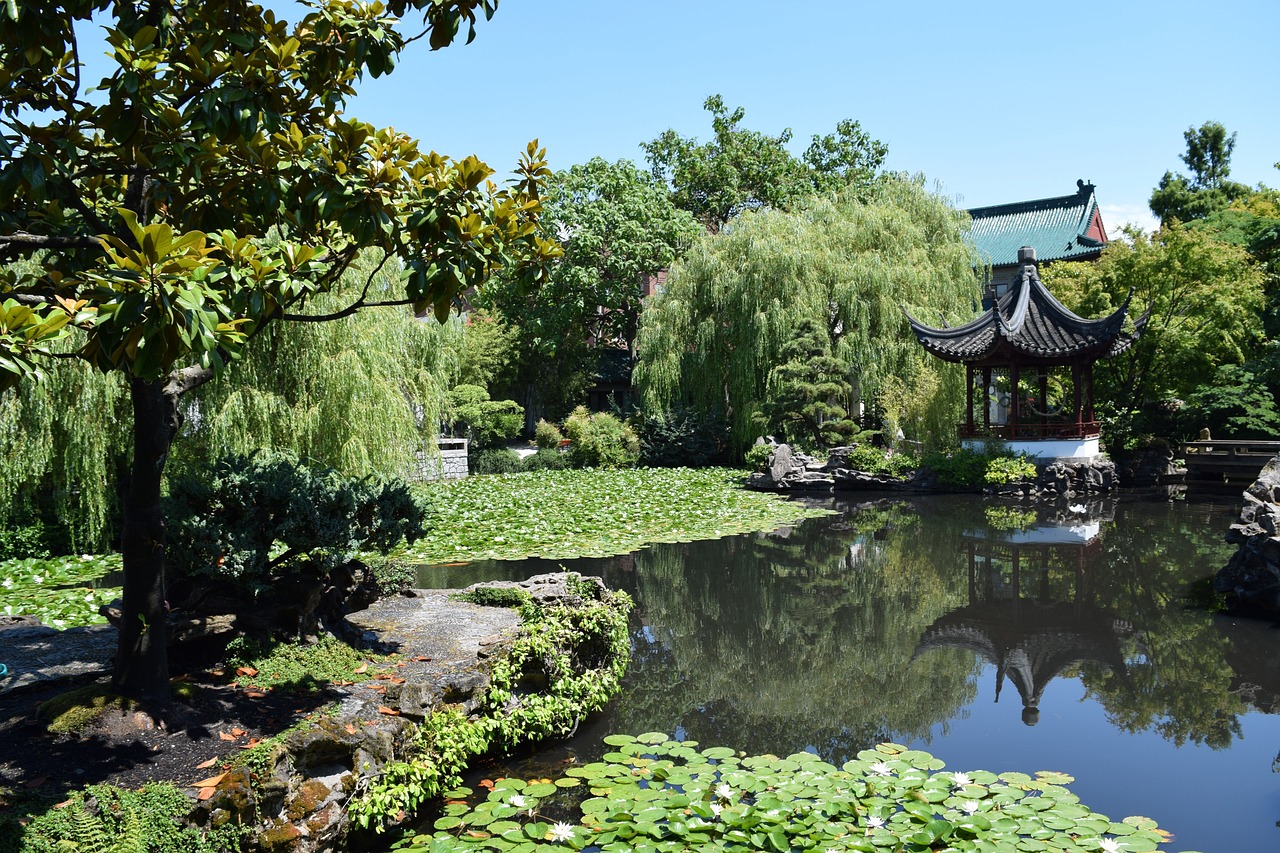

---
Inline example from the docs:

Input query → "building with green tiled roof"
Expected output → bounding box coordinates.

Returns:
[967,180,1107,303]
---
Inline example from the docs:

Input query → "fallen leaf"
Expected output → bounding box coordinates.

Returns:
[54,800,72,809]
[197,787,217,801]
[218,732,236,742]
[389,677,406,684]
[235,666,258,677]
[465,831,490,839]
[365,684,386,694]
[230,727,247,737]
[377,706,401,716]
[239,738,262,749]
[170,673,189,682]
[375,673,392,681]
[195,757,218,770]
[477,779,495,790]
[191,772,228,789]
[245,691,267,698]
[352,663,368,674]
[414,655,431,662]
[395,661,407,668]
[344,723,357,735]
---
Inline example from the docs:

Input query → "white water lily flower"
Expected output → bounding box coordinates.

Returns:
[709,802,722,818]
[1098,840,1124,853]
[869,761,894,776]
[31,575,42,584]
[549,822,574,843]
[951,772,972,788]
[865,814,887,834]
[961,800,981,814]
[509,794,527,808]
[715,783,733,800]
[2,578,12,588]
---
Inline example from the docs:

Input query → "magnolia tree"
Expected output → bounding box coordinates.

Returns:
[0,0,558,701]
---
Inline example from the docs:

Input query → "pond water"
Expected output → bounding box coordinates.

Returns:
[415,493,1280,852]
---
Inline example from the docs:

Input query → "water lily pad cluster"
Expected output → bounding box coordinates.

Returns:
[400,737,1186,852]
[404,468,832,563]
[0,553,121,629]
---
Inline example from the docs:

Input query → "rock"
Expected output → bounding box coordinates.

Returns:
[1216,455,1280,616]
[747,443,834,493]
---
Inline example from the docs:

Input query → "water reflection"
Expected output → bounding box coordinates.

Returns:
[415,494,1280,849]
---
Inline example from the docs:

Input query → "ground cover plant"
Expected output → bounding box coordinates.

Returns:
[400,737,1181,853]
[403,468,831,563]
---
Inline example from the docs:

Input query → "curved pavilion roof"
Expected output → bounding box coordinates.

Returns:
[905,248,1147,367]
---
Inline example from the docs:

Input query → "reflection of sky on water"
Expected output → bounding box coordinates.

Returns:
[415,494,1280,852]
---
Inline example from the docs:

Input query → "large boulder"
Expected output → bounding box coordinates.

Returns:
[746,443,834,493]
[1215,455,1280,614]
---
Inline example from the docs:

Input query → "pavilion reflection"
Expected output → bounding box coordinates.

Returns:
[913,499,1131,725]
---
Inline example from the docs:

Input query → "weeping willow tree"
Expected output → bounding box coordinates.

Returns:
[0,337,131,551]
[182,250,461,479]
[635,176,981,453]
[0,252,462,553]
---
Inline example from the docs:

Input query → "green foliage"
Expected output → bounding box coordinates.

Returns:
[471,448,525,476]
[1044,223,1266,441]
[983,505,1038,531]
[742,443,774,471]
[404,738,1175,853]
[839,444,917,478]
[367,556,419,598]
[983,454,1038,485]
[0,522,50,562]
[1150,121,1253,225]
[226,636,379,693]
[0,553,121,629]
[447,385,524,450]
[184,250,462,481]
[634,403,730,468]
[521,448,570,472]
[1179,364,1280,439]
[754,318,859,449]
[456,311,518,391]
[166,451,424,592]
[38,686,137,736]
[636,177,980,454]
[533,418,564,450]
[13,782,243,853]
[351,581,632,831]
[561,407,640,469]
[921,445,1009,488]
[404,468,832,563]
[642,95,887,231]
[452,586,532,608]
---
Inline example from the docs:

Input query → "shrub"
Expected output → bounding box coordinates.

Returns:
[635,404,730,467]
[921,445,999,488]
[446,384,524,449]
[165,450,424,593]
[533,418,564,450]
[561,407,640,469]
[521,448,569,472]
[743,443,773,471]
[984,454,1038,485]
[470,447,524,475]
[0,521,51,562]
[840,443,917,478]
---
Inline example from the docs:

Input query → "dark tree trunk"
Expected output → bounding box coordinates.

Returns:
[112,376,181,702]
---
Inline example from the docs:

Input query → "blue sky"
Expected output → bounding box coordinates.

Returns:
[339,0,1277,234]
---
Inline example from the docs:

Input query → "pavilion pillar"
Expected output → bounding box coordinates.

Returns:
[1072,363,1082,433]
[982,367,991,431]
[1084,363,1095,424]
[965,367,975,436]
[1038,371,1049,432]
[1010,362,1021,438]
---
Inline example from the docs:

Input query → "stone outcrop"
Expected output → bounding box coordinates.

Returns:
[746,442,834,492]
[1215,456,1280,615]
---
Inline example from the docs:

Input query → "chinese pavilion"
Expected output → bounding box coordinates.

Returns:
[906,246,1146,460]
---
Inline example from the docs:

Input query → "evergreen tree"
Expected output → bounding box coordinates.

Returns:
[755,318,859,449]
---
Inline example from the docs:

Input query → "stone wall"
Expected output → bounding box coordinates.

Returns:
[414,437,469,481]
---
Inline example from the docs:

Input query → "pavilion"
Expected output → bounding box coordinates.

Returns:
[906,246,1146,461]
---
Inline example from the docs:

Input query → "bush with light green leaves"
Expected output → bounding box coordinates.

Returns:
[399,737,1182,853]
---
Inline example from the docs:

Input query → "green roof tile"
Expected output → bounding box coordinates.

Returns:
[966,181,1105,266]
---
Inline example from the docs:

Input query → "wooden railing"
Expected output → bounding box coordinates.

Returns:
[1181,439,1280,489]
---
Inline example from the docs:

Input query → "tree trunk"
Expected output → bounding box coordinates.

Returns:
[112,377,180,702]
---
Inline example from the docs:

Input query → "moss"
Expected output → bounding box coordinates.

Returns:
[37,685,137,735]
[451,585,531,608]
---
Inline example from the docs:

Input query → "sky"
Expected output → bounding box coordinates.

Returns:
[331,0,1278,235]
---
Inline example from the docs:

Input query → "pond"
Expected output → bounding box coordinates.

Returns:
[415,493,1280,852]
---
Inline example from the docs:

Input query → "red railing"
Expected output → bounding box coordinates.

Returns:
[958,422,1100,441]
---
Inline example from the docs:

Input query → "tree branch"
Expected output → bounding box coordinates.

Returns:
[164,364,216,398]
[281,297,416,323]
[0,233,103,250]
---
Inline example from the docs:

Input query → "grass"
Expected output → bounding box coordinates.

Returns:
[402,467,832,564]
